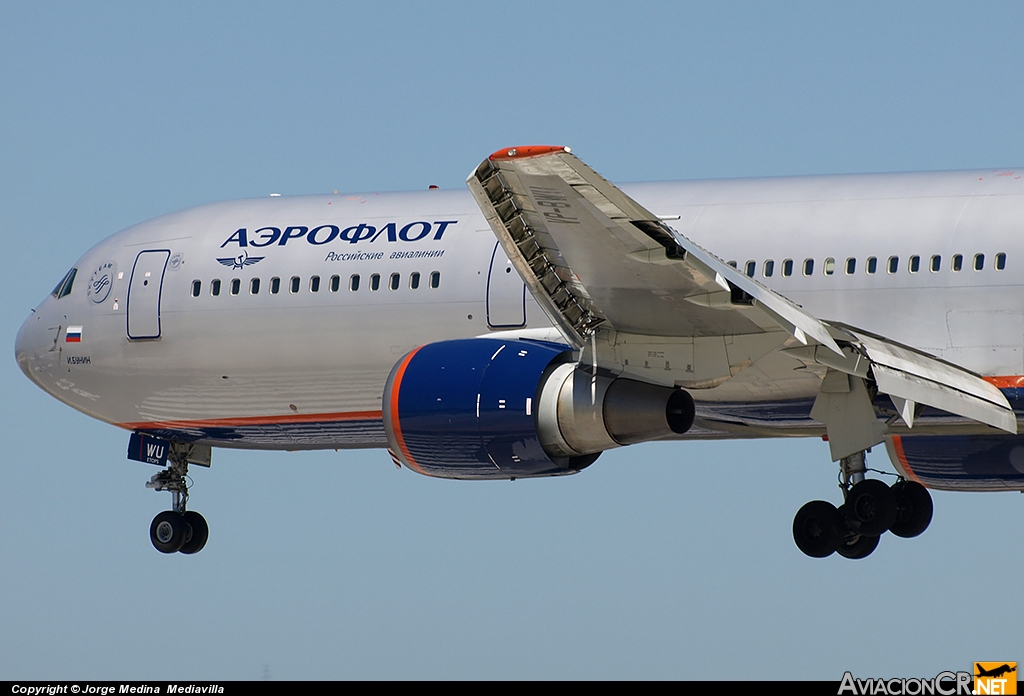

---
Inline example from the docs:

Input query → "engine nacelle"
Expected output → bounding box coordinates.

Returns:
[887,434,1024,491]
[536,362,696,457]
[383,338,694,479]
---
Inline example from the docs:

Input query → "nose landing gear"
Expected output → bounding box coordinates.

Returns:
[792,450,933,560]
[146,445,209,554]
[150,510,188,553]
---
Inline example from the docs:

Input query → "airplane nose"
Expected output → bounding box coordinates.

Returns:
[15,308,48,386]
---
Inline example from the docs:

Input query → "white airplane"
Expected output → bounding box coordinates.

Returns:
[15,146,1024,559]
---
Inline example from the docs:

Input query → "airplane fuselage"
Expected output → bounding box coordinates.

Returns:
[17,170,1024,450]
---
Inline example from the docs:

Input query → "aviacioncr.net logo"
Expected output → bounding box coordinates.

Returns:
[838,671,973,696]
[974,663,1017,695]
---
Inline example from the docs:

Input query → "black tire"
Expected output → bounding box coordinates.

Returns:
[844,479,897,536]
[179,510,209,555]
[150,511,187,554]
[793,500,841,558]
[889,480,933,538]
[836,531,880,559]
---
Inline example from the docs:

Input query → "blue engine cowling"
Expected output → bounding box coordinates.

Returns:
[383,337,586,479]
[384,337,696,480]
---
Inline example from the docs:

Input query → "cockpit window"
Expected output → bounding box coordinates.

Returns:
[51,268,78,299]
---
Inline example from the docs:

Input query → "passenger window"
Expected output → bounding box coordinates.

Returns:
[52,268,78,299]
[250,278,260,295]
[370,274,381,291]
[887,256,899,274]
[823,258,835,276]
[909,255,920,273]
[745,261,756,277]
[930,255,941,272]
[845,258,856,275]
[974,253,985,271]
[270,277,281,294]
[410,271,421,289]
[429,271,441,288]
[350,274,360,291]
[290,276,300,293]
[310,275,321,293]
[389,273,400,290]
[996,252,1006,270]
[952,254,963,272]
[727,261,738,269]
[330,275,340,292]
[803,259,814,276]
[191,280,201,297]
[866,257,877,274]
[211,279,221,296]
[230,279,241,295]
[782,259,793,277]
[763,260,774,278]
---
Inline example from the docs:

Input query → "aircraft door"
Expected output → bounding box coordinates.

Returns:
[486,241,526,328]
[127,249,170,339]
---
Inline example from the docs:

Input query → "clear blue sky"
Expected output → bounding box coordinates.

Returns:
[2,1,1022,680]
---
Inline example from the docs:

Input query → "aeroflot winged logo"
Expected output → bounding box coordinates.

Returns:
[216,251,265,270]
[219,220,458,248]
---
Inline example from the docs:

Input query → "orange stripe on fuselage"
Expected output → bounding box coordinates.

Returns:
[890,436,924,485]
[118,410,383,431]
[388,346,428,476]
[984,375,1024,389]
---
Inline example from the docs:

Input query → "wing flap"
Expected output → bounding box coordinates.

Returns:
[850,330,1009,408]
[794,325,1017,435]
[872,364,1017,433]
[832,324,1015,431]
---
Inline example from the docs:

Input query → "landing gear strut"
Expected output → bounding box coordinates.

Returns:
[792,450,933,560]
[146,444,209,554]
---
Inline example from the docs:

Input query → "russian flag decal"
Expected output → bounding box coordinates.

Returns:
[66,326,82,343]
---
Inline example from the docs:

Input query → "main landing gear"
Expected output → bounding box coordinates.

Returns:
[792,451,933,560]
[146,451,209,554]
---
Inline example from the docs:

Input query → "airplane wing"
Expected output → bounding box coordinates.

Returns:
[467,146,1016,460]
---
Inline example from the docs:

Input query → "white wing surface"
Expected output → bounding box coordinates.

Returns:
[467,146,1016,459]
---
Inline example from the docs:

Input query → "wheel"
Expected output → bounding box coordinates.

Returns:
[150,511,187,553]
[793,500,841,558]
[889,480,933,538]
[844,479,897,536]
[835,508,881,560]
[178,510,209,555]
[836,532,880,559]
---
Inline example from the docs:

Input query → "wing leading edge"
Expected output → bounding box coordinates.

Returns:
[467,146,1016,459]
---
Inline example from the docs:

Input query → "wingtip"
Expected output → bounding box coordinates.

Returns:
[489,145,571,161]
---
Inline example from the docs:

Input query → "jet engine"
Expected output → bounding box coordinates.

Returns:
[383,338,694,479]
